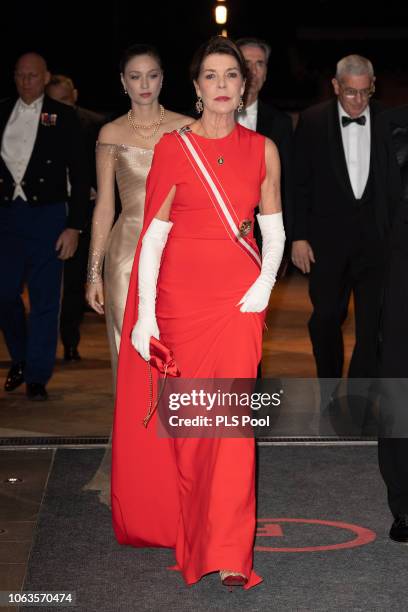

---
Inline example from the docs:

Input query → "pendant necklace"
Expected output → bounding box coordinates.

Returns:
[199,121,227,165]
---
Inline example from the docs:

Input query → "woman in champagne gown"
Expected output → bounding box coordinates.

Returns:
[84,44,191,504]
[112,38,285,590]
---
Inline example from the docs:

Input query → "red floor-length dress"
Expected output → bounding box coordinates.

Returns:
[112,123,266,589]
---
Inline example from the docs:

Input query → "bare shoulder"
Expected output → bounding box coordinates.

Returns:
[264,136,279,161]
[97,115,128,144]
[163,109,194,130]
[263,137,280,180]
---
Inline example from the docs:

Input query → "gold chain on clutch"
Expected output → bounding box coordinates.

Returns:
[143,362,169,427]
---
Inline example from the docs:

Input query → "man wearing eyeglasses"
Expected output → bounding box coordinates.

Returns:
[292,55,384,392]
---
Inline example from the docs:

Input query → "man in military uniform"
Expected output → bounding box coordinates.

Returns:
[0,52,89,399]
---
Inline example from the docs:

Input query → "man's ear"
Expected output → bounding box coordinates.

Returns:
[331,77,340,96]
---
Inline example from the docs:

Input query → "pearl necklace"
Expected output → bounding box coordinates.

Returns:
[127,105,165,140]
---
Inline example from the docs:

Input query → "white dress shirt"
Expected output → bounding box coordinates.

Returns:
[338,102,370,200]
[1,95,44,200]
[238,99,258,132]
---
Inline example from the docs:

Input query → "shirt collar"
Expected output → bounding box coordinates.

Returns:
[245,99,258,115]
[17,95,44,113]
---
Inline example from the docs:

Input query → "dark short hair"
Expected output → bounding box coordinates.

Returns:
[119,43,162,74]
[236,37,271,62]
[190,36,248,82]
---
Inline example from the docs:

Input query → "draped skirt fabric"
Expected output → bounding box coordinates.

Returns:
[112,235,263,588]
[159,237,263,588]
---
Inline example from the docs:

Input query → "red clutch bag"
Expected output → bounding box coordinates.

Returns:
[143,336,180,428]
[148,336,181,377]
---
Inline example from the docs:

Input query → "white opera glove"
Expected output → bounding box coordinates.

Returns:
[238,212,285,313]
[131,218,173,360]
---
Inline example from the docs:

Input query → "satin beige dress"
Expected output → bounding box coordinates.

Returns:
[84,143,153,505]
[102,143,154,375]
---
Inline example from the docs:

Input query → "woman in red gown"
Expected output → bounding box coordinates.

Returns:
[112,37,285,590]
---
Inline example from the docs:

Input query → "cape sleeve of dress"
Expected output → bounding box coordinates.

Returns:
[112,131,185,547]
[117,130,183,366]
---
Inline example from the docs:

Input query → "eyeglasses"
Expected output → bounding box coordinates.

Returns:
[339,84,375,99]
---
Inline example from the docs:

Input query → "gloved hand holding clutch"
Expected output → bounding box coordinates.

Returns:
[238,212,285,313]
[131,218,173,360]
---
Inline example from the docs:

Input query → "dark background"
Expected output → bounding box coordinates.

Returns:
[1,1,408,115]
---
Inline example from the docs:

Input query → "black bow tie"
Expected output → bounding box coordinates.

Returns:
[341,115,366,127]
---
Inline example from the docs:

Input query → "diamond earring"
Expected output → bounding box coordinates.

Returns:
[195,96,203,113]
[237,97,244,113]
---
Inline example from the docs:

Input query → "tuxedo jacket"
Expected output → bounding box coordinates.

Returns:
[293,98,383,242]
[0,95,90,229]
[374,105,408,249]
[256,100,294,242]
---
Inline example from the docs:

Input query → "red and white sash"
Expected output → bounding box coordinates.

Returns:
[175,127,261,270]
